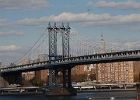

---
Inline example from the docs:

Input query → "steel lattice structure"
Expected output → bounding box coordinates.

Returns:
[61,23,70,58]
[47,23,71,88]
[48,23,70,60]
[48,23,57,60]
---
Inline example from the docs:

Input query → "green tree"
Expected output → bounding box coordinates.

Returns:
[30,77,41,86]
[71,74,88,82]
[71,75,78,82]
[89,74,96,81]
[79,74,87,82]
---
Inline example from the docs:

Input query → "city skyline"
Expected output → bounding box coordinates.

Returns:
[0,0,140,65]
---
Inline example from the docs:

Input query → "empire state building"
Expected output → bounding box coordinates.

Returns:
[99,34,105,53]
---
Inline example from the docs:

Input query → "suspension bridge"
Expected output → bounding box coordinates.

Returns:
[0,23,140,95]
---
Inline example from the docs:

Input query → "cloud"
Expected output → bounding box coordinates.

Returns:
[0,18,8,27]
[15,12,111,25]
[0,18,7,23]
[78,13,140,27]
[47,12,111,22]
[0,45,29,65]
[0,31,24,36]
[108,40,140,52]
[0,45,22,51]
[0,18,16,27]
[15,12,140,27]
[16,18,44,26]
[86,0,140,10]
[0,0,49,11]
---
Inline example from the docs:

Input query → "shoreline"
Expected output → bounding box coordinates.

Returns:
[0,88,136,96]
[0,92,43,96]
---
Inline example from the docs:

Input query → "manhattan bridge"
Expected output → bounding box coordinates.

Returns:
[0,23,140,95]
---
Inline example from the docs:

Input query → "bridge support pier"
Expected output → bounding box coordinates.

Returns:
[49,69,53,88]
[68,67,72,88]
[62,67,72,88]
[55,69,58,87]
[49,67,72,88]
[46,66,77,96]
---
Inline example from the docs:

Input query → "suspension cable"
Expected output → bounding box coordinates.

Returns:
[14,28,47,64]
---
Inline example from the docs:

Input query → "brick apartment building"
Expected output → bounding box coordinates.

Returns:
[96,61,134,83]
[96,35,134,83]
[71,65,85,75]
[35,69,48,82]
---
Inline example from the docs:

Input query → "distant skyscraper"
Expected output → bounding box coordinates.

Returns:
[99,34,105,53]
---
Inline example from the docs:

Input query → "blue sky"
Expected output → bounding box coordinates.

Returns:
[0,0,140,65]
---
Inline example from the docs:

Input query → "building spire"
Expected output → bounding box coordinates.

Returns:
[101,33,103,40]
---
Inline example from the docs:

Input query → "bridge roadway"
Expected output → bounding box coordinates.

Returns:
[1,50,140,73]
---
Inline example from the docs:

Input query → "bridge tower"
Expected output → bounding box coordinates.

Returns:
[47,23,73,90]
[61,23,70,58]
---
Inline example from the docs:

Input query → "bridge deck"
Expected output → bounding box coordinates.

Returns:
[1,50,140,73]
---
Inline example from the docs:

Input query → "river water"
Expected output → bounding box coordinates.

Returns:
[0,91,136,100]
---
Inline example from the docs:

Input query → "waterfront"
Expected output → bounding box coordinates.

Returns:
[0,91,136,100]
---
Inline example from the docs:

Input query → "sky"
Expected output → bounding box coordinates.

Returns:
[0,0,140,65]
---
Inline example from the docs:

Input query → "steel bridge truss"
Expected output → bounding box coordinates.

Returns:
[47,23,70,60]
[47,23,71,88]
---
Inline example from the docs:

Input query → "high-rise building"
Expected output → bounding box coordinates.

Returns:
[96,62,134,83]
[133,61,140,75]
[99,34,105,53]
[71,65,85,75]
[35,70,48,81]
[96,35,134,83]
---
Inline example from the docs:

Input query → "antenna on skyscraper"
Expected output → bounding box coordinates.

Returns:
[101,32,103,40]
